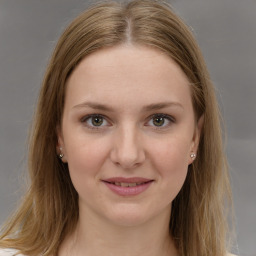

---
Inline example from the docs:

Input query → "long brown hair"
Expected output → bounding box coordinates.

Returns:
[0,1,232,255]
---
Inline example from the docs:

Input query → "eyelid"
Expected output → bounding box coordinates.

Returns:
[80,114,111,129]
[149,113,175,122]
[145,113,175,128]
[80,113,175,130]
[81,113,103,122]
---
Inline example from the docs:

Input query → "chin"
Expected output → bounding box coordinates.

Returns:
[103,203,161,227]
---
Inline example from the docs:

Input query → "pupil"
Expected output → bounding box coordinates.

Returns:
[92,116,103,126]
[153,117,164,126]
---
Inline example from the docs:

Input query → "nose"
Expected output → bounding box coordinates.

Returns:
[110,125,146,169]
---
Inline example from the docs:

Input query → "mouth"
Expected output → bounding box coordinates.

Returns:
[101,177,154,196]
[104,181,151,187]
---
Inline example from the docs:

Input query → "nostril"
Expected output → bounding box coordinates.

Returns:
[109,133,146,169]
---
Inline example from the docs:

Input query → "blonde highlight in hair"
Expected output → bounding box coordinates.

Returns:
[0,1,232,255]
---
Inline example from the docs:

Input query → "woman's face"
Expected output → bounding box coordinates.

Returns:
[58,45,202,227]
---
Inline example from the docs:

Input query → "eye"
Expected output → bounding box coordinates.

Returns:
[146,114,174,128]
[81,114,109,128]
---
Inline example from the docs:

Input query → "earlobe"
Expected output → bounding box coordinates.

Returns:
[190,153,196,159]
[56,125,67,163]
[58,147,64,159]
[188,115,204,165]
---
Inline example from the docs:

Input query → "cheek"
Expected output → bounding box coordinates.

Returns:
[151,135,191,169]
[64,136,112,203]
[150,138,190,195]
[64,134,110,181]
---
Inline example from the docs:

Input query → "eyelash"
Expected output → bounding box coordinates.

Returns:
[146,113,175,129]
[80,114,109,130]
[80,113,175,130]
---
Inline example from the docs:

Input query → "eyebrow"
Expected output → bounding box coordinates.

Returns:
[72,102,115,111]
[142,102,184,111]
[72,101,184,111]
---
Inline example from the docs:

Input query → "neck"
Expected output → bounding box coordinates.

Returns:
[59,205,178,256]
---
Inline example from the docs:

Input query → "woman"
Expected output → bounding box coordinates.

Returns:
[0,0,235,255]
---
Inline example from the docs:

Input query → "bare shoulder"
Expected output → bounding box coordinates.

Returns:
[0,248,24,256]
[227,253,238,256]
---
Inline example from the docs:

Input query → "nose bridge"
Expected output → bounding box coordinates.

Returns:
[110,123,145,169]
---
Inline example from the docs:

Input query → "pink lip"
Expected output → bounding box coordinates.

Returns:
[103,177,152,183]
[101,177,154,196]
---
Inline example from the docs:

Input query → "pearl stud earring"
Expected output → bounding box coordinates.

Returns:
[59,147,64,159]
[190,153,196,159]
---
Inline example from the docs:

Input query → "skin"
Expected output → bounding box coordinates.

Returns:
[57,44,203,256]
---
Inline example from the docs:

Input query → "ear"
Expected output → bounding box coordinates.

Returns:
[56,125,67,163]
[188,115,204,165]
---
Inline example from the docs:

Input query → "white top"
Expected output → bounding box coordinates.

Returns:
[0,249,24,256]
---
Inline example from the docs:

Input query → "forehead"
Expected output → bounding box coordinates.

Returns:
[65,45,192,112]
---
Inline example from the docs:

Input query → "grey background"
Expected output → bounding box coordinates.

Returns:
[0,0,255,255]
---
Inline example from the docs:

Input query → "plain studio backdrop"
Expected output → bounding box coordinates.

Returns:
[0,0,255,255]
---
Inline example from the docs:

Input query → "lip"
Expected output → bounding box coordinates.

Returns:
[101,177,154,196]
[103,177,153,183]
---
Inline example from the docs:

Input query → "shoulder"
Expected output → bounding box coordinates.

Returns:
[0,248,25,256]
